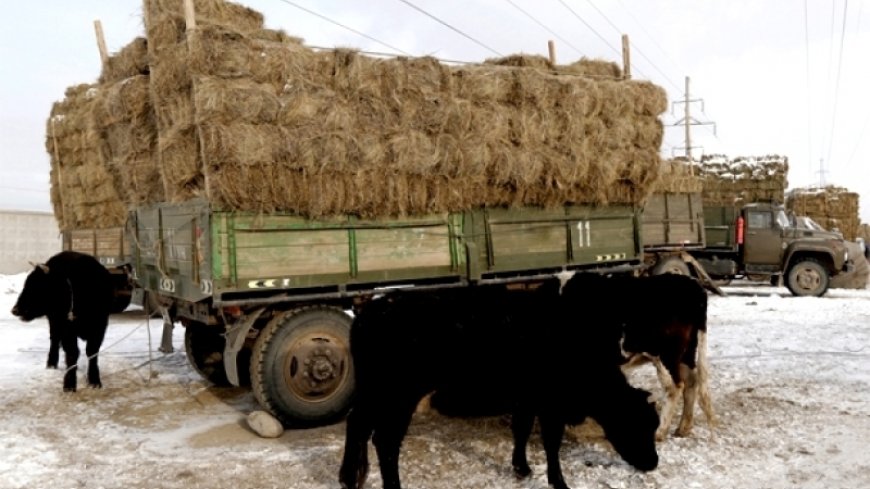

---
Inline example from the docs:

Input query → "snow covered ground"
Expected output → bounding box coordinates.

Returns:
[0,273,868,489]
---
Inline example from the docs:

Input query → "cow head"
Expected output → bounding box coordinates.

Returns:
[11,263,54,322]
[595,384,660,472]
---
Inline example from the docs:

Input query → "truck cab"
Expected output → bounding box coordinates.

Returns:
[694,202,850,296]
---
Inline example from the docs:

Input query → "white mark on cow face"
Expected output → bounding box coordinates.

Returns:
[618,335,634,362]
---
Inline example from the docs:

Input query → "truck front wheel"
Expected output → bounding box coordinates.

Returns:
[250,306,354,427]
[786,258,830,297]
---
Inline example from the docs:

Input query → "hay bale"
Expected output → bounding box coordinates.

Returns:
[45,84,127,230]
[786,185,860,240]
[652,159,703,193]
[560,57,623,79]
[700,154,789,207]
[99,37,149,84]
[485,54,553,71]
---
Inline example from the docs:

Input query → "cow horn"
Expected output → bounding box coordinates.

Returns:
[37,263,50,274]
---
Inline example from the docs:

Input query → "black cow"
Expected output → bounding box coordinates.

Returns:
[11,251,114,392]
[562,272,715,440]
[339,281,659,489]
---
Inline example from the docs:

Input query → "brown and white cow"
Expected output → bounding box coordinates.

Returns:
[562,272,716,440]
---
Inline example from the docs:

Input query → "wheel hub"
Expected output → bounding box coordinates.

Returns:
[284,335,347,402]
[796,267,821,291]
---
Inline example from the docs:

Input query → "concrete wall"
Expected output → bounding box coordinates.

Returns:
[0,211,62,274]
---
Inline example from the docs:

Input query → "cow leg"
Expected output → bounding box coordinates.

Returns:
[85,318,107,388]
[371,399,417,489]
[511,408,535,479]
[652,357,681,441]
[675,363,696,437]
[47,335,60,369]
[695,330,717,428]
[539,416,570,489]
[61,334,79,392]
[339,404,374,489]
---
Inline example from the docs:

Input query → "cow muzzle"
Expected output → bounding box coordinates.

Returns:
[11,305,34,322]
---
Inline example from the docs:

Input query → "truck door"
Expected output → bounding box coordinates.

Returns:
[742,209,784,268]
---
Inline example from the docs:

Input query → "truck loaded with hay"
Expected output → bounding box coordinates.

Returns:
[46,0,708,425]
[671,155,853,296]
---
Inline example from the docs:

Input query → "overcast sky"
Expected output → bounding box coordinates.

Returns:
[1,0,868,221]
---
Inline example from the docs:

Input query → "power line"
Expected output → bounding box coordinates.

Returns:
[555,0,621,58]
[579,0,681,93]
[804,0,813,176]
[503,0,584,57]
[272,0,411,55]
[614,0,683,76]
[396,0,503,57]
[825,0,849,169]
[845,113,870,168]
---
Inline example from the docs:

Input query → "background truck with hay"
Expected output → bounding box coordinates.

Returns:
[663,155,853,296]
[694,201,850,296]
[46,0,716,426]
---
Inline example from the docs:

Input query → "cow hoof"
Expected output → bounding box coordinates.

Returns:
[675,427,692,437]
[46,363,58,369]
[513,464,532,479]
[655,430,667,442]
[89,383,102,389]
[63,386,76,393]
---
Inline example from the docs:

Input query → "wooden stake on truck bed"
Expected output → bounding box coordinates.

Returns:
[93,20,109,68]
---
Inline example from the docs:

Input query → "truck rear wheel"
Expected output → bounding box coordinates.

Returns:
[184,323,232,387]
[652,256,691,276]
[786,258,829,297]
[250,306,354,427]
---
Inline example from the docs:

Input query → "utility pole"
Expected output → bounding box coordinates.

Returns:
[816,158,829,187]
[671,76,716,168]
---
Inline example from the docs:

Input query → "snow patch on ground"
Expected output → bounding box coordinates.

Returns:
[0,275,868,488]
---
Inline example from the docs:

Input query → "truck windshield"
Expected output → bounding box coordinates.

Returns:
[794,216,826,231]
[776,210,790,228]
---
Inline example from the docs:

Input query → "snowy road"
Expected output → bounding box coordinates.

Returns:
[0,274,868,489]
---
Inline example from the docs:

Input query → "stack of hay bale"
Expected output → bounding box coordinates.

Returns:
[786,186,866,289]
[46,37,159,231]
[651,158,703,194]
[93,37,164,208]
[698,154,789,207]
[785,186,860,241]
[46,84,128,231]
[47,0,670,228]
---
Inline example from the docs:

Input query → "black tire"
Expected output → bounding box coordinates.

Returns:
[651,256,691,276]
[786,258,830,297]
[184,323,232,386]
[250,306,354,427]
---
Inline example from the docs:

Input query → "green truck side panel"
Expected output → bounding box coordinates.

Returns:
[703,205,738,249]
[133,201,641,303]
[63,227,129,267]
[641,192,705,249]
